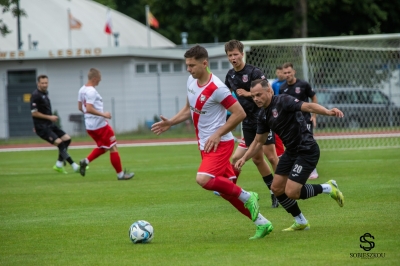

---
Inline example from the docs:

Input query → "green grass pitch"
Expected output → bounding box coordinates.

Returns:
[0,142,399,265]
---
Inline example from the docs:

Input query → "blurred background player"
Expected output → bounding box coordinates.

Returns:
[78,68,134,180]
[280,62,319,180]
[271,65,286,158]
[224,39,279,208]
[271,65,286,96]
[30,75,80,174]
[152,45,273,239]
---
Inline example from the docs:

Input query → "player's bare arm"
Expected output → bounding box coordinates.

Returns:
[204,102,245,153]
[151,99,191,135]
[86,103,111,119]
[236,88,251,97]
[301,102,344,117]
[235,132,268,170]
[310,95,318,127]
[78,102,83,113]
[31,110,58,122]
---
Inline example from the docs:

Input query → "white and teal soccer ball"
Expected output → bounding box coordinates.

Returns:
[128,220,154,244]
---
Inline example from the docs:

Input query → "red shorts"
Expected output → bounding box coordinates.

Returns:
[237,137,248,150]
[198,140,235,179]
[87,124,117,149]
[275,133,285,157]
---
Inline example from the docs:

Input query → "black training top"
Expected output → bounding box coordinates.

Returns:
[225,64,266,130]
[30,89,53,127]
[279,78,315,122]
[256,94,316,153]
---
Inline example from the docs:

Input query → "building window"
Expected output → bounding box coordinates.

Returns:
[222,61,230,69]
[173,63,183,72]
[136,64,145,73]
[161,63,170,72]
[210,61,218,70]
[149,64,158,73]
[8,70,36,84]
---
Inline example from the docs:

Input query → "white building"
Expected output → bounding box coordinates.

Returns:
[1,0,176,50]
[0,0,230,138]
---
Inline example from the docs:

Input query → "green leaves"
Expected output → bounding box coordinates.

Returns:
[93,0,399,44]
[0,0,26,37]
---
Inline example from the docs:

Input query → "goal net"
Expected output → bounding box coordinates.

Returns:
[243,34,400,149]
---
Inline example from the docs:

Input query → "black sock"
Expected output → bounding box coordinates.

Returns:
[276,193,301,217]
[58,139,71,162]
[262,174,273,190]
[299,184,323,199]
[64,139,71,148]
[57,142,74,165]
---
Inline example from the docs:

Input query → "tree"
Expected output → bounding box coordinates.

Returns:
[0,0,26,37]
[93,0,400,44]
[306,0,390,37]
[92,0,116,10]
[140,0,291,44]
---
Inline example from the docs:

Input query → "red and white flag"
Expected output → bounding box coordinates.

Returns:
[69,12,82,30]
[104,9,112,34]
[147,10,159,29]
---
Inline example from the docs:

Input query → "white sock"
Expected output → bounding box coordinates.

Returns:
[85,158,89,164]
[254,213,270,226]
[238,189,251,203]
[321,184,332,194]
[117,171,124,178]
[55,161,63,168]
[72,162,79,171]
[294,213,308,224]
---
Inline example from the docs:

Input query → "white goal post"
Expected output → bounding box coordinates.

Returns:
[242,33,400,149]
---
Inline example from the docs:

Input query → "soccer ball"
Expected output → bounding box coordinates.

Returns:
[128,220,154,244]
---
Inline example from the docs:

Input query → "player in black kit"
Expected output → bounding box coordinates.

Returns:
[224,39,279,208]
[280,62,319,180]
[30,75,80,174]
[235,79,345,231]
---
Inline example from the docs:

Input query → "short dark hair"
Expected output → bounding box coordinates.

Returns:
[251,79,269,89]
[224,39,244,54]
[184,45,208,61]
[37,75,48,82]
[276,65,283,70]
[282,62,294,69]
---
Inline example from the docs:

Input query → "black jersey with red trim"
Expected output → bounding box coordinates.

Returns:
[30,89,53,127]
[256,94,316,153]
[225,64,266,130]
[279,78,315,122]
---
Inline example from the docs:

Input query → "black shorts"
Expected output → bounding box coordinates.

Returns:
[35,124,66,144]
[275,143,320,185]
[243,129,275,147]
[306,121,314,134]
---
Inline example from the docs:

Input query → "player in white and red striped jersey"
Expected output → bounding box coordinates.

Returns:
[151,45,273,240]
[77,68,134,180]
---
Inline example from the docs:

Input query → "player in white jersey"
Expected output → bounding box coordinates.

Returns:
[77,68,134,180]
[151,45,273,240]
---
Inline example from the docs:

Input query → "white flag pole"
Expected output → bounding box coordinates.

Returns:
[107,8,112,47]
[67,9,72,48]
[145,5,151,47]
